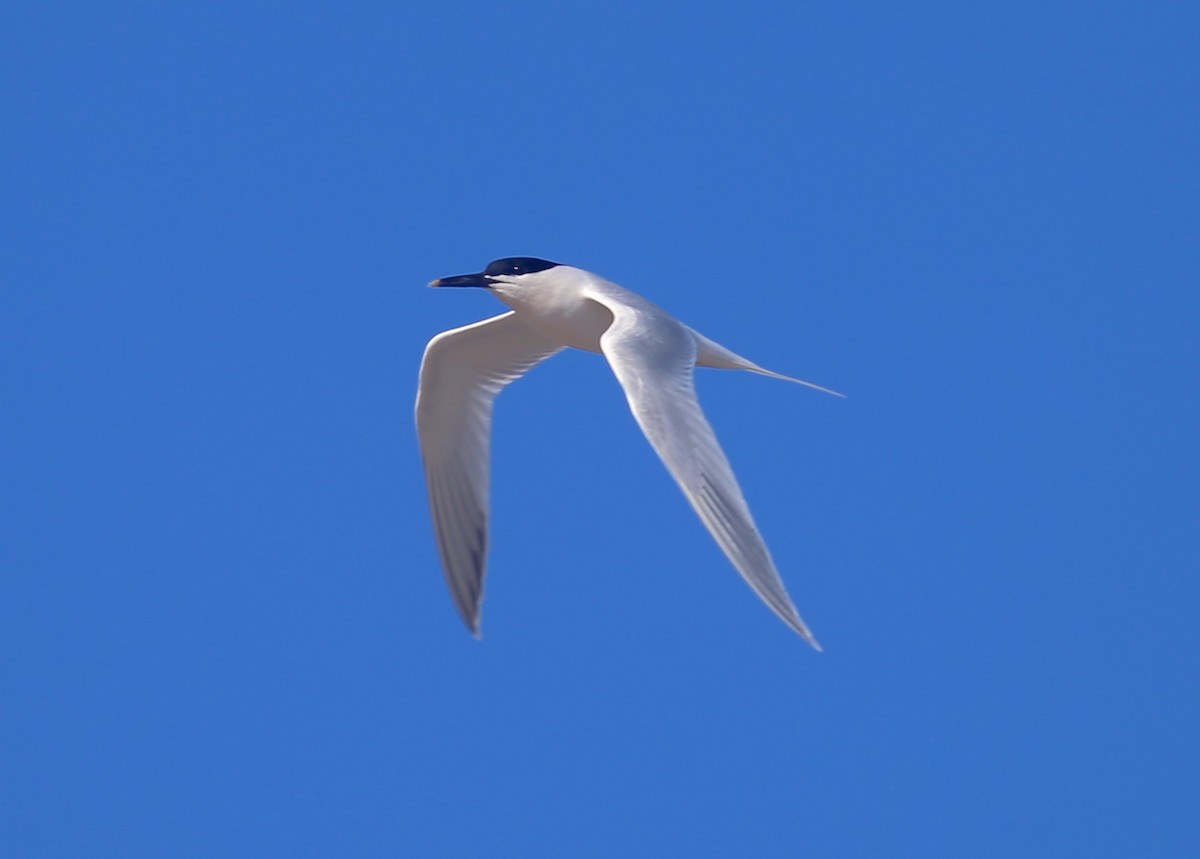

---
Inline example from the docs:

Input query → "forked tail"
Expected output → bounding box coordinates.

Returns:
[746,365,846,398]
[691,329,846,398]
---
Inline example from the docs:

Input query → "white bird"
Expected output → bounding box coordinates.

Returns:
[416,258,840,648]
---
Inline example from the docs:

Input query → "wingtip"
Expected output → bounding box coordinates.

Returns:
[459,611,484,640]
[793,620,823,652]
[797,630,823,652]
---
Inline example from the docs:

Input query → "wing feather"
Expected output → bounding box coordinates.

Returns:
[416,312,562,634]
[593,298,820,648]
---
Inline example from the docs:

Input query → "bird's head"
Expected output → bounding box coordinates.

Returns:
[429,257,563,297]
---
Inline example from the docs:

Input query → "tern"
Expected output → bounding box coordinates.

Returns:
[416,257,840,648]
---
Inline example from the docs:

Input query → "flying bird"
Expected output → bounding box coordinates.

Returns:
[416,257,840,648]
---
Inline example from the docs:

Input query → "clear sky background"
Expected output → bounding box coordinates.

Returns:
[2,2,1197,857]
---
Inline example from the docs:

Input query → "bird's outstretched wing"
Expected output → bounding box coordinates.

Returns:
[591,296,821,648]
[416,312,563,634]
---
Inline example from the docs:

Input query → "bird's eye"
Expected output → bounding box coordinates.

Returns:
[483,257,558,277]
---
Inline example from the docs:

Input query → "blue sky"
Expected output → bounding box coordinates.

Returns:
[2,2,1197,856]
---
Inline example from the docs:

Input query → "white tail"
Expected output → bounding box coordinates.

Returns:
[746,365,846,398]
[691,329,845,398]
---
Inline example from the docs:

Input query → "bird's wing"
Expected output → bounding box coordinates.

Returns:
[591,295,820,648]
[416,311,563,635]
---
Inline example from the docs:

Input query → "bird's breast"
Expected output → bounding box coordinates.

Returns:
[496,292,613,354]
